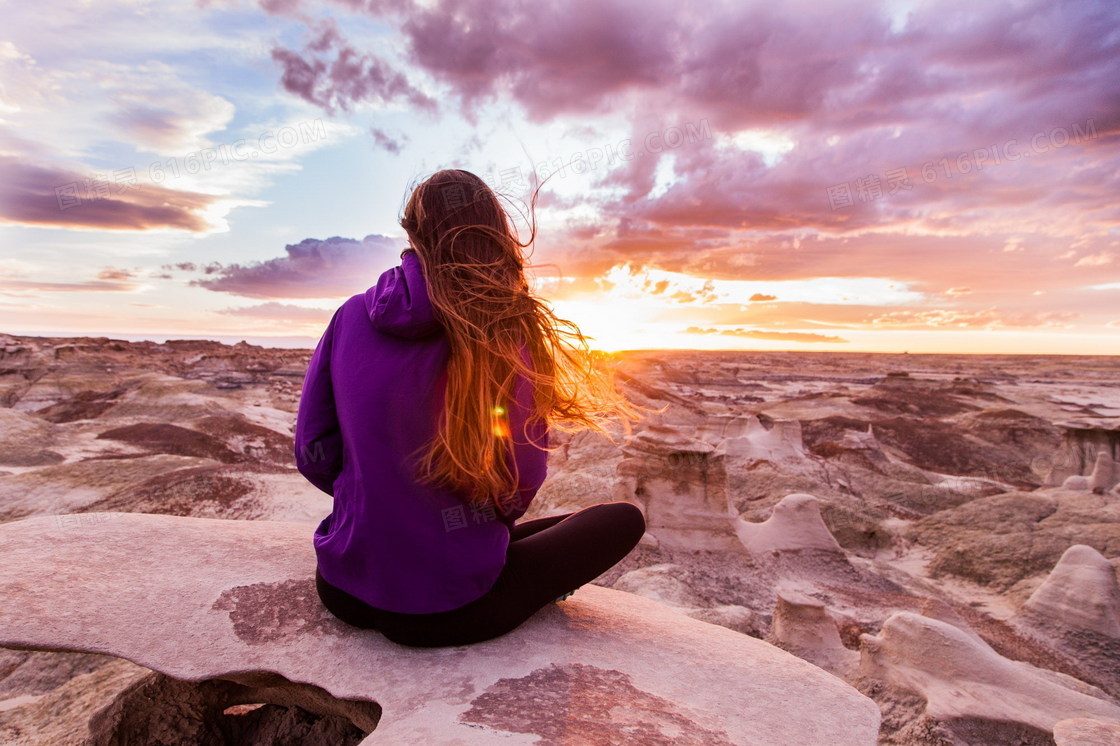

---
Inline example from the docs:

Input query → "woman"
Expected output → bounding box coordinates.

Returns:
[295,168,649,648]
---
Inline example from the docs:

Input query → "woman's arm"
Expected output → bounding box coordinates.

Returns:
[294,308,344,496]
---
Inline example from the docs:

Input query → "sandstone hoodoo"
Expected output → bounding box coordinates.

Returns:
[768,588,858,679]
[736,492,846,557]
[1016,544,1120,640]
[615,422,744,553]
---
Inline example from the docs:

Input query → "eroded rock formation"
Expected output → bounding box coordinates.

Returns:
[615,423,743,553]
[736,492,845,556]
[768,589,858,679]
[861,611,1120,733]
[1017,544,1120,640]
[4,336,1120,743]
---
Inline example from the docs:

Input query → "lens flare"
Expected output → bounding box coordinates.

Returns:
[491,404,510,438]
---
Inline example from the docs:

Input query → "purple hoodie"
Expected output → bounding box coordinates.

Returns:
[295,251,550,614]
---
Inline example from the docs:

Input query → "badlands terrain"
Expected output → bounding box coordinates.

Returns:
[0,333,1118,744]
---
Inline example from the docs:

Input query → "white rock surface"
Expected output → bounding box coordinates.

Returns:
[1063,474,1092,490]
[613,563,706,607]
[859,612,1120,734]
[1017,544,1120,639]
[616,424,745,553]
[736,493,845,556]
[768,589,858,679]
[0,511,882,745]
[711,414,810,466]
[1053,717,1120,745]
[1057,450,1120,494]
[681,605,761,637]
[1089,451,1120,494]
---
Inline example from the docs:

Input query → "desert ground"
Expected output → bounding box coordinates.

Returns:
[1,334,1118,744]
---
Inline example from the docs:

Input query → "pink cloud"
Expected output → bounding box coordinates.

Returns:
[868,308,1079,329]
[0,278,142,295]
[684,327,849,344]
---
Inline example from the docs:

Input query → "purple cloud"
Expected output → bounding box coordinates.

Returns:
[270,16,437,115]
[191,234,404,298]
[0,157,218,231]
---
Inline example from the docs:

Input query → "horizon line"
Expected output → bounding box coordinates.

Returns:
[2,330,1118,358]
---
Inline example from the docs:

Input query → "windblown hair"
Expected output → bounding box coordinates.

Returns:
[399,169,652,513]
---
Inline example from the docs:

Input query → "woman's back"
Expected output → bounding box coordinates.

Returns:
[296,251,549,614]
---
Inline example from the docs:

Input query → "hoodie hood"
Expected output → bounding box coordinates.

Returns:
[365,251,444,339]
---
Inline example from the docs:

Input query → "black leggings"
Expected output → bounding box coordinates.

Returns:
[315,501,646,647]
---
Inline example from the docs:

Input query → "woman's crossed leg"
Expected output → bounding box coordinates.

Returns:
[324,500,646,648]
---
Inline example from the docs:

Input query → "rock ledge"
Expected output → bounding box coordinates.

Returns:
[0,512,880,744]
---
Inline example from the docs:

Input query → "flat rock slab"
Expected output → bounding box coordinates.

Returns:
[0,512,880,744]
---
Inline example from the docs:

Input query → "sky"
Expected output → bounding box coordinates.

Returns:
[1,0,1118,354]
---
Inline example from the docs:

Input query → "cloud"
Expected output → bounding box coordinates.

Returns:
[0,277,143,295]
[97,267,138,281]
[868,307,1079,329]
[5,0,1115,347]
[107,96,235,156]
[593,261,723,304]
[0,46,238,159]
[683,326,848,344]
[163,261,223,274]
[399,0,680,122]
[0,156,220,231]
[263,0,1120,251]
[1074,252,1115,267]
[270,16,437,115]
[0,36,347,236]
[217,301,335,322]
[370,126,408,154]
[261,0,883,125]
[253,0,1120,256]
[191,234,404,298]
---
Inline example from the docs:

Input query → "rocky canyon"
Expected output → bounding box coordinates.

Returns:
[1,333,1118,745]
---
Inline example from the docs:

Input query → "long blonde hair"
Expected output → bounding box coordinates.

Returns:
[400,169,649,512]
